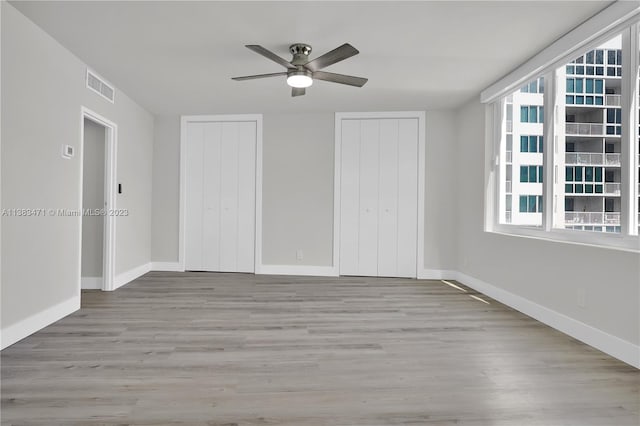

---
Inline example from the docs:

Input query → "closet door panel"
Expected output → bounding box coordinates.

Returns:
[397,118,419,277]
[219,122,240,272]
[358,120,380,276]
[202,123,222,271]
[339,120,361,275]
[236,121,257,272]
[377,119,400,277]
[185,123,204,271]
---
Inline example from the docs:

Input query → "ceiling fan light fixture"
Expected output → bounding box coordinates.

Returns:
[232,43,367,96]
[287,71,313,88]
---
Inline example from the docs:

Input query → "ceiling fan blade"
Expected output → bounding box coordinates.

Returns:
[313,71,368,87]
[232,72,287,81]
[245,45,296,70]
[304,43,359,71]
[292,87,306,97]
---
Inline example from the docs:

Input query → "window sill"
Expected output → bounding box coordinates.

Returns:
[488,225,640,253]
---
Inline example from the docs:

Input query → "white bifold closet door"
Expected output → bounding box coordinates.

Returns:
[340,118,418,278]
[185,121,256,272]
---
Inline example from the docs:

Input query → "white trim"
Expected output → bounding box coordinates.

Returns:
[258,264,338,277]
[0,296,80,350]
[150,261,184,272]
[417,269,458,280]
[481,1,640,103]
[491,223,640,253]
[81,277,103,290]
[456,272,640,369]
[113,262,151,290]
[80,107,117,291]
[179,114,263,273]
[334,111,427,278]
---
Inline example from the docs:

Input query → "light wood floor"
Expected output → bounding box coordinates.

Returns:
[1,272,638,425]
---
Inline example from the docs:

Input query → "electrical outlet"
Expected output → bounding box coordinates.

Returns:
[296,249,304,261]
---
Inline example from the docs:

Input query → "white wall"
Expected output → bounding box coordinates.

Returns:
[1,3,154,346]
[151,111,458,272]
[454,98,640,352]
[424,111,457,272]
[262,113,334,266]
[151,115,180,263]
[81,119,105,278]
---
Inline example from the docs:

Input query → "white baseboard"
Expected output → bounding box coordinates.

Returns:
[1,295,80,350]
[81,276,103,290]
[113,262,152,290]
[258,264,339,277]
[455,272,640,369]
[150,261,183,272]
[418,269,458,280]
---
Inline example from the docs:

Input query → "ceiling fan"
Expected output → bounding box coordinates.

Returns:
[232,43,368,97]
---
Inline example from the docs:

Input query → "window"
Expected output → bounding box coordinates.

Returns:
[520,165,543,183]
[488,19,640,249]
[557,35,623,234]
[520,105,544,123]
[519,195,543,213]
[520,135,544,153]
[498,76,544,227]
[520,77,545,94]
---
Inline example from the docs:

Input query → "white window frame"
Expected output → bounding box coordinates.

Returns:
[484,8,640,252]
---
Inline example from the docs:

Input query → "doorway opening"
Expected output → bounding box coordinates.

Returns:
[80,107,117,291]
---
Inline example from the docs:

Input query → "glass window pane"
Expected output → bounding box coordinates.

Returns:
[499,77,545,226]
[520,136,528,152]
[586,79,594,93]
[554,35,622,234]
[585,167,593,182]
[586,51,594,64]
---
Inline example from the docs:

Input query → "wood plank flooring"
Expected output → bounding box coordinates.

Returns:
[2,272,638,425]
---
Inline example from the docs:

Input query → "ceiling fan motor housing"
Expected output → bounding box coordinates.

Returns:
[289,43,312,66]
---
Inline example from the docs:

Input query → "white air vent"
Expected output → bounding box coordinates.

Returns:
[86,69,114,103]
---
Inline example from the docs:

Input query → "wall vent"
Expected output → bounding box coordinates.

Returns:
[86,69,115,103]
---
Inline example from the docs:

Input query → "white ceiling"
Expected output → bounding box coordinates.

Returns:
[11,1,612,115]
